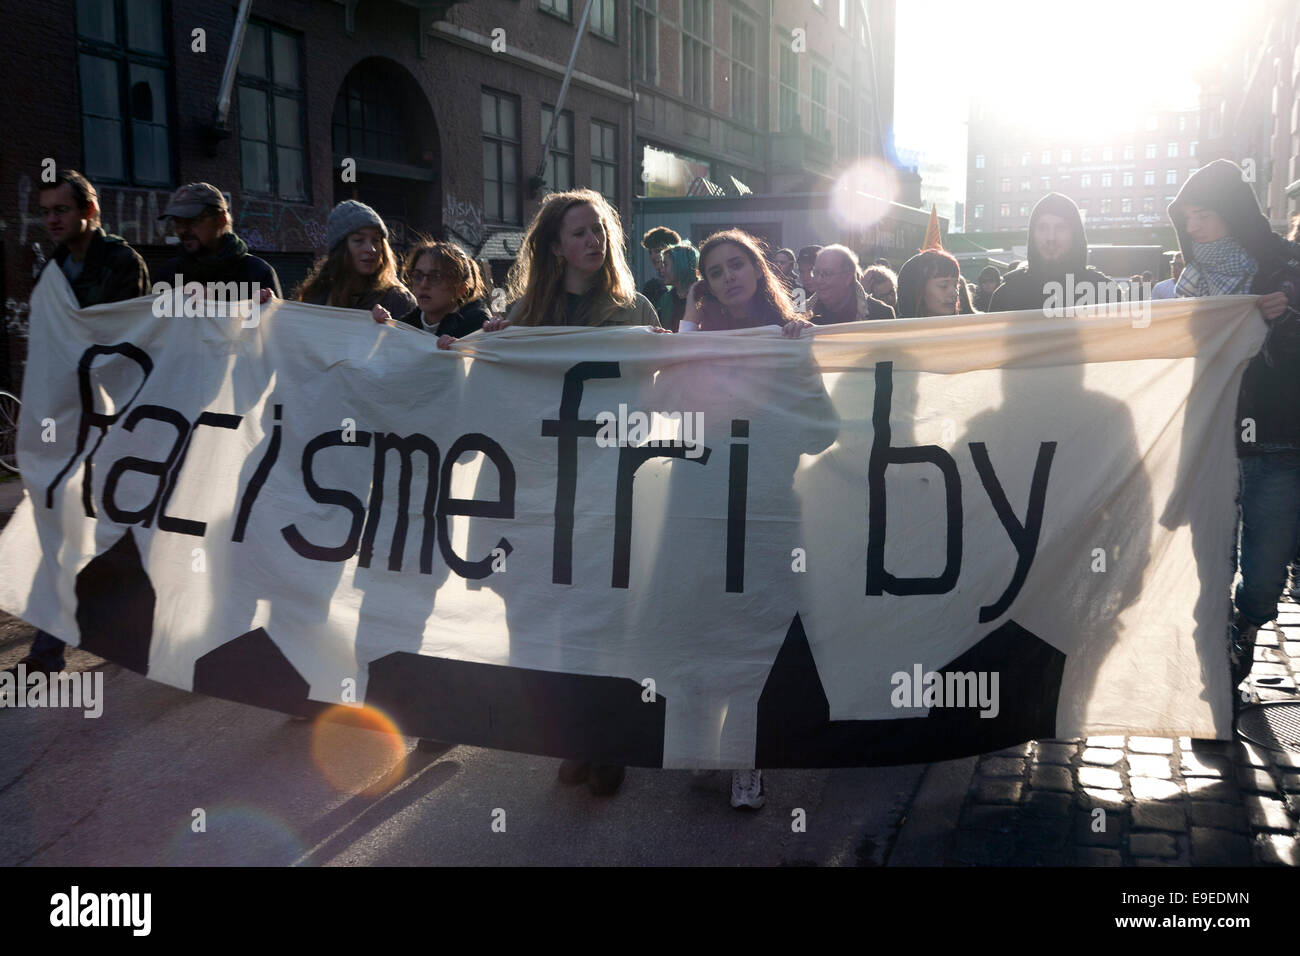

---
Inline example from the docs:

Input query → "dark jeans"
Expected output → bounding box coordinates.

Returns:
[1235,452,1300,626]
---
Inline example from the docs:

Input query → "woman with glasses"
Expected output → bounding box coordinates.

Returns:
[397,240,491,348]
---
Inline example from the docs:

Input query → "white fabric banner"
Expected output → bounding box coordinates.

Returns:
[0,268,1265,767]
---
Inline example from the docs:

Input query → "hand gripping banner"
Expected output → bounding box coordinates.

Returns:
[0,269,1266,767]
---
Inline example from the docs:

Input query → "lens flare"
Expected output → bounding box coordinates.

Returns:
[165,806,305,866]
[309,704,408,797]
[829,158,900,232]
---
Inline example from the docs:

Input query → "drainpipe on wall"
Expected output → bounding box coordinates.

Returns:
[202,0,255,156]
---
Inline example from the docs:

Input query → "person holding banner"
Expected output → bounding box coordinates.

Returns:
[394,240,491,348]
[1166,159,1300,699]
[297,200,417,323]
[895,249,963,318]
[480,188,661,796]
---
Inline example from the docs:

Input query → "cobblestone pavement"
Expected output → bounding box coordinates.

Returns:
[903,604,1300,866]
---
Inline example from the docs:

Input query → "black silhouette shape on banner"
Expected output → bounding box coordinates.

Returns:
[366,652,666,767]
[755,614,1066,767]
[192,628,329,719]
[74,529,155,675]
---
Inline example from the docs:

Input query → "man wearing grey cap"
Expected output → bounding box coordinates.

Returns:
[156,182,282,297]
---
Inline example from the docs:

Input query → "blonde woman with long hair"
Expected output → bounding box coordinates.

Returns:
[483,188,661,331]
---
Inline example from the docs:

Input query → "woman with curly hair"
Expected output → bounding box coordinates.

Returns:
[397,239,492,348]
[296,200,417,321]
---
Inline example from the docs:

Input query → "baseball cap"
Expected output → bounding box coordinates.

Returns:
[159,182,229,220]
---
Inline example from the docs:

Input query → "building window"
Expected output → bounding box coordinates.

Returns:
[1041,148,1051,164]
[1143,196,1155,213]
[1101,172,1112,187]
[75,0,172,186]
[1080,173,1092,187]
[1123,144,1135,160]
[1100,198,1112,213]
[1019,202,1029,216]
[999,203,1010,217]
[1021,151,1031,166]
[1166,169,1178,185]
[974,204,984,218]
[999,177,1010,192]
[1020,177,1030,191]
[541,106,574,192]
[237,21,307,201]
[973,178,984,193]
[1167,142,1178,157]
[540,0,571,19]
[1102,146,1113,161]
[1121,197,1132,213]
[682,0,712,107]
[1145,143,1157,159]
[1122,171,1133,187]
[482,89,521,224]
[1144,169,1155,185]
[591,120,618,203]
[1040,176,1050,189]
[838,0,847,28]
[1080,148,1091,162]
[634,1,658,85]
[811,65,829,140]
[835,81,852,160]
[589,0,616,38]
[1061,149,1072,163]
[1060,173,1071,187]
[778,42,798,131]
[730,14,757,126]
[1189,140,1197,157]
[1178,114,1187,131]
[975,153,985,169]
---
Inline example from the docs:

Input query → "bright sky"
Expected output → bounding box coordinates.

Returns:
[892,0,1260,204]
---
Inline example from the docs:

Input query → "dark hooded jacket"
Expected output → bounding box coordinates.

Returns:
[159,231,283,297]
[399,297,491,338]
[1168,159,1300,454]
[987,192,1115,313]
[45,227,150,307]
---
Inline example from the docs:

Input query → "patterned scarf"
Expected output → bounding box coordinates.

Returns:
[1175,236,1257,297]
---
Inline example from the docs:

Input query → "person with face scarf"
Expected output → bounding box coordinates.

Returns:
[1167,160,1300,700]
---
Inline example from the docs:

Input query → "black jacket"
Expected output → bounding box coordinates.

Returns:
[399,298,491,338]
[159,232,283,297]
[46,228,149,307]
[987,192,1116,313]
[1169,159,1300,453]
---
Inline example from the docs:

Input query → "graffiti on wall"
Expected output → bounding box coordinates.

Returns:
[444,192,483,248]
[236,197,327,252]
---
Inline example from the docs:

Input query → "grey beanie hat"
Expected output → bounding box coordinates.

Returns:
[326,200,388,251]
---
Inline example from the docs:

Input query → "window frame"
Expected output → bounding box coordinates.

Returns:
[590,118,619,204]
[482,88,522,225]
[236,19,309,202]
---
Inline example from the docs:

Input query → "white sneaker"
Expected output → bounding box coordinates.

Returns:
[730,769,765,809]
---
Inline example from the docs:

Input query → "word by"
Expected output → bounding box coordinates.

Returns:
[594,404,705,459]
[49,886,151,936]
[0,664,103,718]
[151,275,262,328]
[890,664,1000,718]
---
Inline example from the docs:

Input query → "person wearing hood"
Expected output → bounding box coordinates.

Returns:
[397,240,491,348]
[157,182,282,297]
[807,244,895,323]
[987,193,1117,313]
[973,265,1001,312]
[1166,159,1300,696]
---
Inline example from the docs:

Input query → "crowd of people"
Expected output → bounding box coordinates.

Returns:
[18,160,1300,812]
